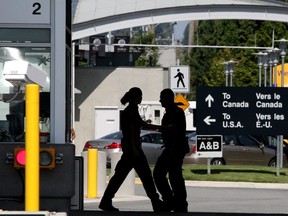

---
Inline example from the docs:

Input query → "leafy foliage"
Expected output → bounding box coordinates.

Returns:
[183,20,288,100]
[131,31,160,67]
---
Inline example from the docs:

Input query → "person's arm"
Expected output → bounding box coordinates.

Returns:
[141,120,162,130]
[141,120,175,131]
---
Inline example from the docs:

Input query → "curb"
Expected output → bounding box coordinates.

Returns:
[184,180,288,189]
[83,179,288,204]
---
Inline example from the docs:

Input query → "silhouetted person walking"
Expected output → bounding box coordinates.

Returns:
[174,69,185,88]
[153,88,189,212]
[99,87,165,212]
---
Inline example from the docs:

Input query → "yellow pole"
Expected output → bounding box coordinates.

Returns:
[87,149,98,198]
[25,84,40,211]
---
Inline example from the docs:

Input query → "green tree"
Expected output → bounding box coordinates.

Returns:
[184,19,288,100]
[131,31,160,67]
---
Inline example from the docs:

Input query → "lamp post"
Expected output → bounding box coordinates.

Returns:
[223,62,229,87]
[265,49,274,87]
[272,48,279,87]
[222,60,235,87]
[106,31,114,52]
[253,52,267,87]
[228,60,235,87]
[263,54,268,87]
[271,48,280,170]
[171,22,177,46]
[274,39,287,170]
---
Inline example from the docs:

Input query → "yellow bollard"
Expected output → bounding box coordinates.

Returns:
[87,149,98,198]
[25,84,40,211]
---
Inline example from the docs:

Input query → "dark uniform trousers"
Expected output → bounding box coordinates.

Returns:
[153,148,188,211]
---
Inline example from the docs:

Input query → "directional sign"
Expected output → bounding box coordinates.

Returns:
[196,87,288,135]
[196,135,223,158]
[169,66,190,93]
[174,93,190,111]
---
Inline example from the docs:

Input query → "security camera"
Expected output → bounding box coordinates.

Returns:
[3,60,47,89]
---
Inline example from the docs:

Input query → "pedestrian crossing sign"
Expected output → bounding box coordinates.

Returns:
[169,66,190,93]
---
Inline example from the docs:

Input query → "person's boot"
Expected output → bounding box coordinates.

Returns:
[99,198,119,211]
[162,198,175,212]
[151,199,170,212]
[174,201,188,212]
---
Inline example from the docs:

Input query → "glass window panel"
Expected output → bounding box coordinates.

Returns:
[0,47,50,142]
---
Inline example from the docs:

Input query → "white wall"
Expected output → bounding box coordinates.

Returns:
[74,67,168,155]
[73,67,196,155]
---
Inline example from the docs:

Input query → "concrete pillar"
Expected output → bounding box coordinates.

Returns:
[110,152,135,196]
[81,151,106,197]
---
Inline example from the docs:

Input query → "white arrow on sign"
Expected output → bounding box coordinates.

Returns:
[205,94,214,107]
[204,116,216,125]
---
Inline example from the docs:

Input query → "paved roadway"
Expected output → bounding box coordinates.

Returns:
[70,181,288,216]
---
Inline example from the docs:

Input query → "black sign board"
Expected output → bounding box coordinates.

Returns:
[114,36,130,53]
[196,87,288,135]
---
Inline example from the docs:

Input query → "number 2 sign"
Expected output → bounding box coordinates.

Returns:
[0,0,50,24]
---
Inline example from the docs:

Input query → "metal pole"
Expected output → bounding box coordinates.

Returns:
[263,65,267,87]
[71,42,75,143]
[269,61,273,87]
[207,158,211,175]
[272,48,279,87]
[225,72,229,87]
[279,55,285,168]
[281,55,285,87]
[263,54,268,87]
[274,64,278,87]
[280,135,283,168]
[230,70,233,87]
[25,84,40,211]
[276,136,280,176]
[223,63,229,87]
[258,65,262,87]
[88,149,98,198]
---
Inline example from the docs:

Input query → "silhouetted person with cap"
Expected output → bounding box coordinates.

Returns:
[153,88,189,212]
[99,87,165,212]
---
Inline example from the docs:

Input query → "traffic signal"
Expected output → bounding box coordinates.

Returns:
[13,147,56,169]
[1,143,75,212]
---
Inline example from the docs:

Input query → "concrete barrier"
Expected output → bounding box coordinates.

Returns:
[109,152,135,196]
[81,151,106,197]
[81,151,135,197]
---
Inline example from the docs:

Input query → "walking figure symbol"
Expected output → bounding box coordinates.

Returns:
[174,69,185,88]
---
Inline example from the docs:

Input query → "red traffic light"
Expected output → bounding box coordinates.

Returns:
[14,147,56,169]
[15,149,26,166]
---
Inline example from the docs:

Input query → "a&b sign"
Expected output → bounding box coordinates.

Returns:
[196,135,223,158]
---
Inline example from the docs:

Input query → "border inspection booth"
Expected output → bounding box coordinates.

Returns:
[0,0,77,212]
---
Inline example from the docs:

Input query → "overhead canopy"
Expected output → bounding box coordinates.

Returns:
[72,0,288,40]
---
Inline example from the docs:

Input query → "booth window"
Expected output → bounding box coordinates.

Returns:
[0,47,50,142]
